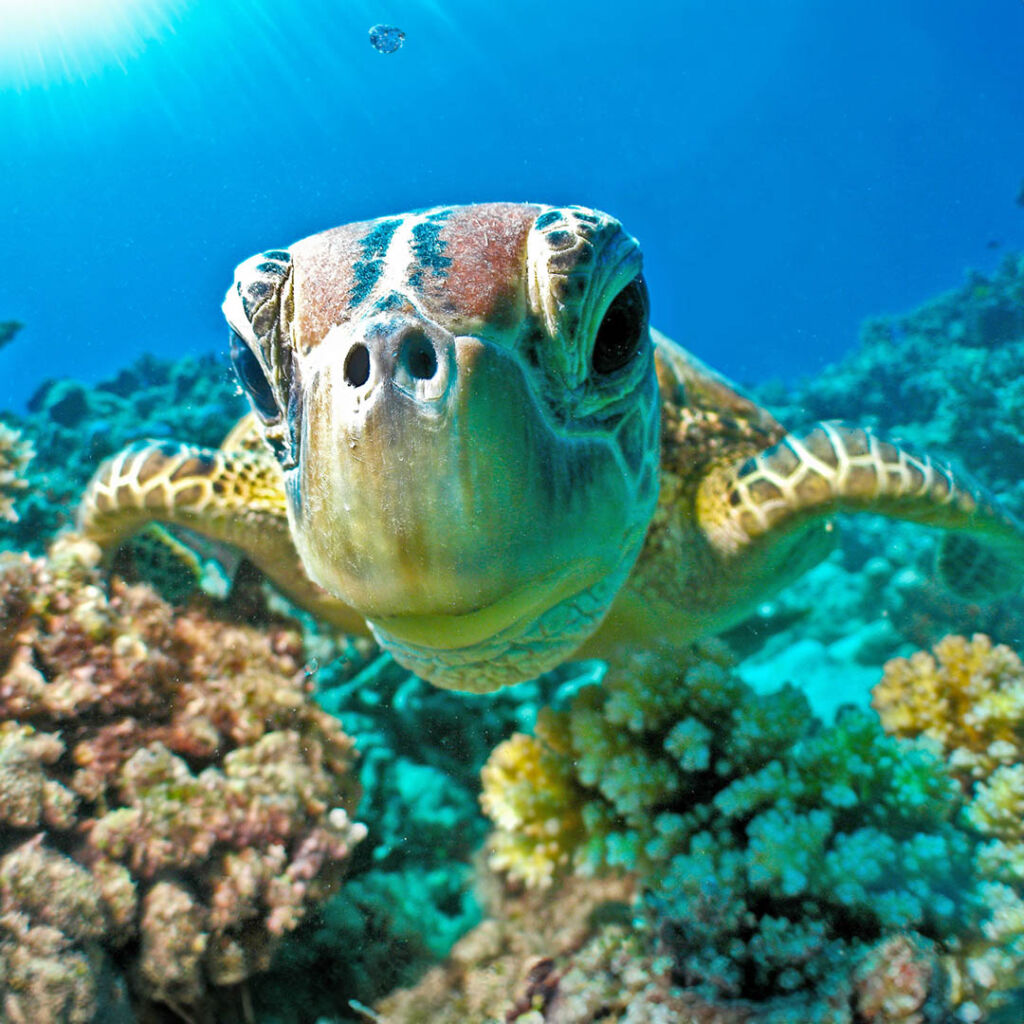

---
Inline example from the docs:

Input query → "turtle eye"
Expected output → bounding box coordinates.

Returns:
[230,331,280,420]
[591,275,649,376]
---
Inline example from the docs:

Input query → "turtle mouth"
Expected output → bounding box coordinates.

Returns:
[368,556,609,652]
[365,525,648,692]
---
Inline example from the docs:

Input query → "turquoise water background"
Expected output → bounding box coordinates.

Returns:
[1,0,1022,409]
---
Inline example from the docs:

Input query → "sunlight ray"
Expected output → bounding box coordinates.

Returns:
[0,0,188,87]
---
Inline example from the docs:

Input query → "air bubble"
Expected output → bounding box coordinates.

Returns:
[369,24,405,54]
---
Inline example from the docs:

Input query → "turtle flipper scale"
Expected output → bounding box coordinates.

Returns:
[79,439,286,547]
[700,421,1024,599]
[79,439,368,633]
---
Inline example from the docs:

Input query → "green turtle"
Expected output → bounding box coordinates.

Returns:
[78,203,1024,692]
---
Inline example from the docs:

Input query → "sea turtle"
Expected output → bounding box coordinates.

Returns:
[79,203,1024,692]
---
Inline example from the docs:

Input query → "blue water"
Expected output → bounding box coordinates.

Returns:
[1,0,1022,412]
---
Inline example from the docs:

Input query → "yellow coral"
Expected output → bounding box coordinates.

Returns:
[480,711,585,889]
[873,633,1024,781]
[969,764,1024,841]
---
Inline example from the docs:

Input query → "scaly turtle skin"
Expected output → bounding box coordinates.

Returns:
[79,204,1024,692]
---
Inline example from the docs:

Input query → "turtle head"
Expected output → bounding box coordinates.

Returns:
[222,204,660,691]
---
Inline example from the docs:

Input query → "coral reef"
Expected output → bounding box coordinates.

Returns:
[379,843,954,1024]
[374,873,637,1024]
[0,835,126,1024]
[0,535,363,1021]
[874,634,1024,1008]
[1,249,1021,1022]
[0,351,245,552]
[478,644,1019,1021]
[737,253,1024,708]
[760,252,1024,514]
[251,646,576,1022]
[497,929,949,1024]
[0,421,33,524]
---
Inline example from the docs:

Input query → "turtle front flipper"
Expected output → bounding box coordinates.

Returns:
[78,439,368,633]
[699,421,1024,600]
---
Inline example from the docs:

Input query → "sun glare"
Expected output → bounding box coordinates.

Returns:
[0,0,187,87]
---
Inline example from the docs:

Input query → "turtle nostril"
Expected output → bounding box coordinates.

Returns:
[343,343,371,387]
[401,332,438,381]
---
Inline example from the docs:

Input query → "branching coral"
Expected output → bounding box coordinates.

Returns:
[497,929,948,1024]
[383,821,951,1023]
[481,728,585,889]
[874,634,1024,1011]
[481,643,1017,1020]
[873,632,1024,780]
[0,534,364,1021]
[0,421,34,524]
[374,873,638,1024]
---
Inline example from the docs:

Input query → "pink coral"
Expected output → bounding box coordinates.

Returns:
[0,534,364,1019]
[853,935,945,1024]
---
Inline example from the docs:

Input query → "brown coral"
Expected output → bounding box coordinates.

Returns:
[375,872,637,1024]
[0,836,111,1024]
[852,936,948,1024]
[0,534,364,1020]
[376,869,950,1024]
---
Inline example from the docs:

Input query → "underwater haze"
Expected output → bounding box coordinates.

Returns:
[1,0,1023,409]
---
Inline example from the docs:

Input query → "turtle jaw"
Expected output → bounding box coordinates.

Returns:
[367,539,646,693]
[369,560,609,651]
[285,326,653,685]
